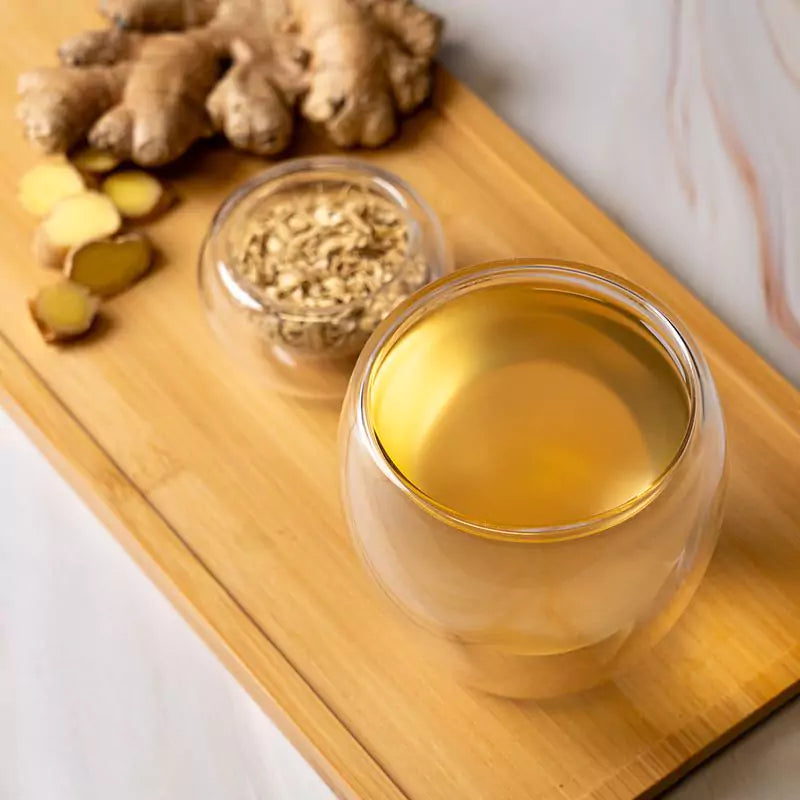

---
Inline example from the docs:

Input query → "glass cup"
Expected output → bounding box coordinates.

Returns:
[339,260,727,697]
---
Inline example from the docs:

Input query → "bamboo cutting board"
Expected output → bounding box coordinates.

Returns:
[3,4,800,799]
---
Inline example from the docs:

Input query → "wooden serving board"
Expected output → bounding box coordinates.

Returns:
[3,5,800,799]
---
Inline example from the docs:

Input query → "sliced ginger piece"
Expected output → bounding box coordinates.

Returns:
[35,190,121,268]
[18,161,86,217]
[71,146,122,175]
[29,281,99,343]
[101,170,173,221]
[66,232,153,297]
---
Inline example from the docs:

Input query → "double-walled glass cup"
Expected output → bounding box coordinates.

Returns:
[339,260,727,697]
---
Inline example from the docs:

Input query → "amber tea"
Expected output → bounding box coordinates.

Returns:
[368,282,691,530]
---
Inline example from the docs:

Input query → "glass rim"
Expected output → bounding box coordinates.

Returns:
[356,259,706,542]
[203,155,447,319]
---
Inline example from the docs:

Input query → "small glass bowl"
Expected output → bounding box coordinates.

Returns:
[198,157,449,399]
[340,260,727,698]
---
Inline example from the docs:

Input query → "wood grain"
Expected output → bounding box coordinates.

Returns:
[2,3,800,799]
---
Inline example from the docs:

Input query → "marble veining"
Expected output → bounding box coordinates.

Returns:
[697,0,800,345]
[432,0,800,384]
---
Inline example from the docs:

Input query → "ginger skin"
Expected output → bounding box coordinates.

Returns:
[17,0,442,167]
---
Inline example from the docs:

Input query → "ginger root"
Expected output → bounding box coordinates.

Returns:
[18,161,86,216]
[71,146,122,174]
[101,170,173,220]
[29,281,100,343]
[65,232,153,296]
[17,0,443,167]
[35,190,122,268]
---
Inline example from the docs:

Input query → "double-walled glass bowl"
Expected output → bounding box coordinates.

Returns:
[199,157,449,399]
[339,260,727,697]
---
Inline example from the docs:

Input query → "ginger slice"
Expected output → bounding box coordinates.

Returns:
[66,232,153,297]
[101,170,173,220]
[29,281,99,343]
[18,161,86,217]
[71,146,121,174]
[35,190,121,268]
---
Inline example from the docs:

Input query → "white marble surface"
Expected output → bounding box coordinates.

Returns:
[432,0,800,387]
[0,411,333,800]
[3,1,800,799]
